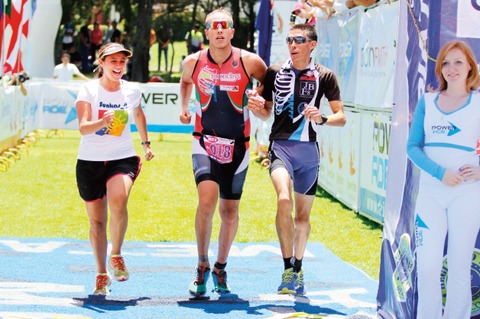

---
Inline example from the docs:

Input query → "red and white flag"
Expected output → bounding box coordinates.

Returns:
[1,0,33,75]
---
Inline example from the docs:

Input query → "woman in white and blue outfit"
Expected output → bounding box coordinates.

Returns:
[407,40,480,319]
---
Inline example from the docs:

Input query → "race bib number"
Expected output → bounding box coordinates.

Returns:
[203,135,235,164]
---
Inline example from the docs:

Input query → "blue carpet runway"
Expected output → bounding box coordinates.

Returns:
[0,238,378,319]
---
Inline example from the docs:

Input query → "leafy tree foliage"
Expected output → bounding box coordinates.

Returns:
[59,0,260,82]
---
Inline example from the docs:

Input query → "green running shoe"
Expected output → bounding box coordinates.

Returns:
[212,269,231,294]
[189,266,210,297]
[277,268,297,294]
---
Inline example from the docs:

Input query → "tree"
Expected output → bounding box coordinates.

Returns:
[131,0,153,82]
[59,0,260,82]
[241,0,257,52]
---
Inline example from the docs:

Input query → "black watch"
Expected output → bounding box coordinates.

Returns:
[318,114,328,125]
[141,141,151,145]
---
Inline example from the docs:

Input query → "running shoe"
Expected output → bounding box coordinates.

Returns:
[93,273,112,296]
[189,266,211,297]
[277,268,297,294]
[212,270,231,294]
[295,268,305,295]
[109,254,129,282]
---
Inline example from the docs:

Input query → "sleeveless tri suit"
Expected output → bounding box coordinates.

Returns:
[190,48,253,200]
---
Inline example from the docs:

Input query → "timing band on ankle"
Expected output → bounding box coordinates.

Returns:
[214,262,227,270]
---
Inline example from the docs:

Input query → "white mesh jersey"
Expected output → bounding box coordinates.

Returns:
[75,79,141,161]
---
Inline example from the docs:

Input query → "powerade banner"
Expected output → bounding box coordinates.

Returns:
[358,111,390,224]
[377,0,480,318]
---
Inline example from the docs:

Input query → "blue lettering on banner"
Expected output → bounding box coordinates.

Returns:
[318,43,331,59]
[339,42,353,58]
[372,156,388,190]
[359,188,385,222]
[43,105,67,114]
[371,120,390,191]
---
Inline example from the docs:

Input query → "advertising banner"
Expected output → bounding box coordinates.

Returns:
[378,0,480,318]
[317,103,341,201]
[138,83,195,133]
[318,107,360,211]
[20,81,195,134]
[355,2,398,110]
[30,81,81,131]
[316,14,339,72]
[0,86,25,152]
[358,111,390,223]
[269,0,297,65]
[335,10,360,105]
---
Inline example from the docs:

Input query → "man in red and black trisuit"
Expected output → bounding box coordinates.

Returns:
[180,8,267,297]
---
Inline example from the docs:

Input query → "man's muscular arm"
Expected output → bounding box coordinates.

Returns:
[179,54,198,124]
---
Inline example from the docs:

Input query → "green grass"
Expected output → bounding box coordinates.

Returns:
[0,130,383,279]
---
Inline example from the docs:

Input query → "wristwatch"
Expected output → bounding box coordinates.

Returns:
[141,141,151,145]
[318,114,328,125]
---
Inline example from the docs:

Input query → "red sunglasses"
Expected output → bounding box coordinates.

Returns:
[205,20,234,30]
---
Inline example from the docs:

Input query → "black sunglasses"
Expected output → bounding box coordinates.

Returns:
[286,36,311,45]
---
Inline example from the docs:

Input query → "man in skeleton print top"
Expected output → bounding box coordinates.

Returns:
[247,23,346,295]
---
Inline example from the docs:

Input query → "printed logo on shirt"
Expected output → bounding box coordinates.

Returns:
[219,85,239,92]
[95,109,128,136]
[198,66,242,95]
[198,66,216,95]
[299,70,316,81]
[431,122,461,136]
[299,81,316,98]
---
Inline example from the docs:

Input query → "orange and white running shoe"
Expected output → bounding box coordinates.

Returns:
[109,254,129,282]
[93,273,112,296]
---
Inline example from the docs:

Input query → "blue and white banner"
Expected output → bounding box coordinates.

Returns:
[355,2,398,110]
[316,14,339,72]
[335,10,359,105]
[377,0,480,318]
